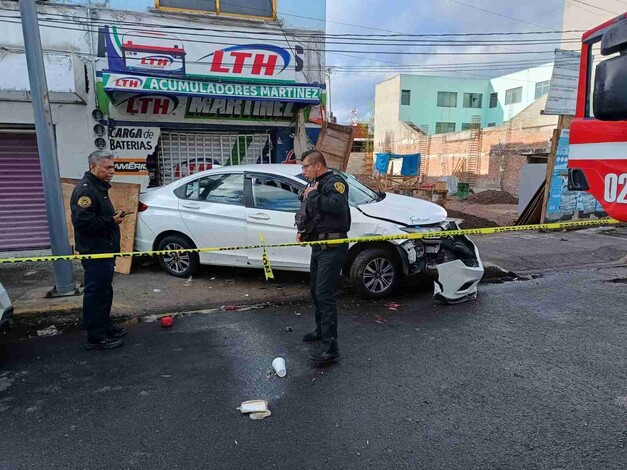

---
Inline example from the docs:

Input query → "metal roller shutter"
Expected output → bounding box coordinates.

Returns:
[158,131,272,185]
[0,133,50,252]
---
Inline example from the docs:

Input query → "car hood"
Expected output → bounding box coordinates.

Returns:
[357,192,447,226]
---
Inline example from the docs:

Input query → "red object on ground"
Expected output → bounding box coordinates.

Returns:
[161,316,174,328]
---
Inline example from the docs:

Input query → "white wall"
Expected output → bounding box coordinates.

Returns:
[489,63,554,122]
[374,76,400,152]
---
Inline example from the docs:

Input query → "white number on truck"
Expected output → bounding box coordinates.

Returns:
[604,173,627,203]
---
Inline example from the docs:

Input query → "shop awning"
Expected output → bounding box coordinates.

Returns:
[102,72,321,104]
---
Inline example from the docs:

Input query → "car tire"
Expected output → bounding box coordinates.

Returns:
[157,235,200,278]
[349,248,399,299]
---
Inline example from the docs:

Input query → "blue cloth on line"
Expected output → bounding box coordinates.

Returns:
[375,153,421,176]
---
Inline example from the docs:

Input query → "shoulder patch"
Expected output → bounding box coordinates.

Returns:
[77,196,92,208]
[334,182,346,194]
[82,183,88,187]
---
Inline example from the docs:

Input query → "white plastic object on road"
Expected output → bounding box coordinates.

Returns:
[272,357,287,377]
[238,400,269,414]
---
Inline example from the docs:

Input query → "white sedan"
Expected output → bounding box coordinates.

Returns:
[134,164,484,302]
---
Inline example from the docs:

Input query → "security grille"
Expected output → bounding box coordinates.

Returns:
[0,132,50,252]
[158,131,272,185]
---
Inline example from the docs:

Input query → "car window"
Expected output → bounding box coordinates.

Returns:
[185,173,244,206]
[296,171,379,206]
[251,176,301,212]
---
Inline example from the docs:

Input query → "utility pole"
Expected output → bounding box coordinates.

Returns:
[19,0,75,295]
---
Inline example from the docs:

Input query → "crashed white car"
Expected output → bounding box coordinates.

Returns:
[134,164,484,302]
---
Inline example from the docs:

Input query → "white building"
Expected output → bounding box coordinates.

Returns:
[0,0,326,254]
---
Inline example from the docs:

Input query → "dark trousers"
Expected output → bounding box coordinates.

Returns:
[81,258,115,341]
[310,244,348,353]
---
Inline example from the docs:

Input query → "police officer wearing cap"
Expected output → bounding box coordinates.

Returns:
[71,150,128,350]
[296,149,351,364]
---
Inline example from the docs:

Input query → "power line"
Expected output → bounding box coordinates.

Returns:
[445,0,554,30]
[0,16,567,56]
[0,5,586,39]
[570,0,621,15]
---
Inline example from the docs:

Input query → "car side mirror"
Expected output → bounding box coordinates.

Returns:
[593,21,627,120]
[568,169,590,191]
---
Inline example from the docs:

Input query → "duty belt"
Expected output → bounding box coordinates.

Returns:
[318,232,348,240]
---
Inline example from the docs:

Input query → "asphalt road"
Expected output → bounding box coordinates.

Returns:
[1,266,626,470]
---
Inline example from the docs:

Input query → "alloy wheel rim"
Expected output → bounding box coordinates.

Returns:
[162,242,191,274]
[363,257,395,294]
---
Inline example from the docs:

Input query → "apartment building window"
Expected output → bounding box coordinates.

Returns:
[401,89,411,106]
[156,0,277,19]
[487,123,496,127]
[463,93,483,109]
[535,80,551,99]
[435,122,456,134]
[437,91,457,108]
[505,87,523,105]
[461,122,480,131]
[489,92,498,108]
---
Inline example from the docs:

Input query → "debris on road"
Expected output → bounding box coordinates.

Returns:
[160,316,174,328]
[249,410,272,420]
[184,276,193,287]
[153,289,162,293]
[25,271,38,276]
[374,315,386,324]
[385,302,402,311]
[272,357,287,377]
[285,326,293,333]
[238,400,269,414]
[36,325,60,337]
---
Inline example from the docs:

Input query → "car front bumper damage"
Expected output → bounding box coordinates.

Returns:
[398,223,484,304]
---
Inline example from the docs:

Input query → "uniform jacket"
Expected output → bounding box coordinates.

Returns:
[70,171,121,254]
[299,170,351,239]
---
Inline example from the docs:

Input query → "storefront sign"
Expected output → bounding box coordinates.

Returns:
[185,97,295,120]
[114,93,180,115]
[103,73,321,103]
[109,126,160,176]
[105,26,304,83]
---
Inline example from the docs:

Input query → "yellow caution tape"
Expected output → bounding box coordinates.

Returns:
[259,233,275,281]
[0,218,621,265]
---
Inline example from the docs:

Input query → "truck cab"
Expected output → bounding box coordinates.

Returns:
[568,14,627,222]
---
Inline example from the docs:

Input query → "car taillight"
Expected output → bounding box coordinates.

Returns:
[138,202,149,212]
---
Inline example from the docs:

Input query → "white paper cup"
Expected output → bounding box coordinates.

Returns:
[272,357,287,378]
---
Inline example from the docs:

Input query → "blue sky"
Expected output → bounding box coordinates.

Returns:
[325,0,576,123]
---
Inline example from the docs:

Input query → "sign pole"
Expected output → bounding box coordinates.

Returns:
[19,0,75,295]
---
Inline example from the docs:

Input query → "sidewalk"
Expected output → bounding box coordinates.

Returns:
[2,225,626,327]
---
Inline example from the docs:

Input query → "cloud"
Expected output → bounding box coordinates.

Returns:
[326,0,567,123]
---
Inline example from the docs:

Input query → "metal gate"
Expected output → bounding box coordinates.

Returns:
[0,132,50,252]
[158,131,272,185]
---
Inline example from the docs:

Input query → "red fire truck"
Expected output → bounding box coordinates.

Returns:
[568,14,627,221]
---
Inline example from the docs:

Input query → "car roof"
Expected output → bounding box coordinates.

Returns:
[165,163,305,187]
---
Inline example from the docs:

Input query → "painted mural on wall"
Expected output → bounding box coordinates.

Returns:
[546,130,606,220]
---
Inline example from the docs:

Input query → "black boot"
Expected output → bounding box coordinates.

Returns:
[309,341,339,364]
[302,330,321,342]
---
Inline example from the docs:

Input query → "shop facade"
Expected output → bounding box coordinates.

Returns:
[0,1,326,253]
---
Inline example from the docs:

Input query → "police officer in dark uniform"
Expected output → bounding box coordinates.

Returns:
[71,150,127,350]
[296,150,351,364]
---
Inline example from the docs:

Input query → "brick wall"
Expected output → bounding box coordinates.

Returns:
[371,97,557,196]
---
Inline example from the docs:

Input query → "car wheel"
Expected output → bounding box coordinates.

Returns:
[157,235,200,278]
[349,248,398,299]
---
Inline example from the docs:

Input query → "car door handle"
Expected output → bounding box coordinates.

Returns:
[249,213,270,220]
[182,203,200,209]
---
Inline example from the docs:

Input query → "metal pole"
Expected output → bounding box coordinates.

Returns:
[19,0,75,295]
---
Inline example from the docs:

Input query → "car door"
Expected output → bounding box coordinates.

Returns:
[177,172,250,266]
[244,173,309,270]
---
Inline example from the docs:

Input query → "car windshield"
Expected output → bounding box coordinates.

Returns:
[296,170,381,206]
